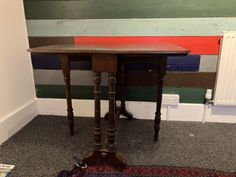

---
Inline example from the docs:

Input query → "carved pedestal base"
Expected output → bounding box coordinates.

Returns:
[105,107,133,121]
[117,106,133,120]
[82,149,127,171]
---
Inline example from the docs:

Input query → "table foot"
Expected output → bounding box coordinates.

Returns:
[154,112,161,142]
[104,107,133,120]
[69,118,75,136]
[119,107,133,120]
[154,131,159,142]
[82,149,127,171]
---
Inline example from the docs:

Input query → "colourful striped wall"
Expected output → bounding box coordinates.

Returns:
[24,0,236,103]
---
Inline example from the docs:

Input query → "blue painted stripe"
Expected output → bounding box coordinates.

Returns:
[167,55,200,71]
[124,55,200,71]
[31,55,200,71]
[31,55,92,70]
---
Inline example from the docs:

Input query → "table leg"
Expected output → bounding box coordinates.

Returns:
[107,72,116,151]
[104,63,133,120]
[61,55,74,135]
[82,72,102,163]
[119,64,133,120]
[107,72,127,170]
[93,72,102,150]
[154,57,167,142]
[82,72,127,170]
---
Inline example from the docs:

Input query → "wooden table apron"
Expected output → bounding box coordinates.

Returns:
[28,43,189,170]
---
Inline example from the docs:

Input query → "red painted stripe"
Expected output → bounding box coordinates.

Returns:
[74,36,221,55]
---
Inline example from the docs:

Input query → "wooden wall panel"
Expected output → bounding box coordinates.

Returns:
[163,72,216,89]
[29,37,74,47]
[126,71,216,89]
[24,0,226,103]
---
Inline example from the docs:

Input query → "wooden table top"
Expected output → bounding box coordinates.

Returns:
[28,43,189,55]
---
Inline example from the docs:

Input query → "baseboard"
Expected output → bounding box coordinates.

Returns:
[37,98,236,123]
[206,105,236,123]
[0,99,38,145]
[1,98,234,145]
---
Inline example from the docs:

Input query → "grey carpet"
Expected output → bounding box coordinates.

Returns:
[0,115,235,177]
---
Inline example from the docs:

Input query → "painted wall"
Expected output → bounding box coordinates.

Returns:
[23,0,236,104]
[0,1,37,144]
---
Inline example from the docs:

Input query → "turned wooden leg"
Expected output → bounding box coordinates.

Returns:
[82,72,102,164]
[154,72,163,141]
[93,72,102,150]
[104,63,133,121]
[154,57,167,142]
[107,72,127,170]
[120,63,133,120]
[107,72,116,151]
[61,55,74,135]
[83,54,127,170]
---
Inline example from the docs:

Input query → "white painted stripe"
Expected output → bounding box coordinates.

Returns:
[27,18,236,37]
[199,55,218,72]
[37,98,236,123]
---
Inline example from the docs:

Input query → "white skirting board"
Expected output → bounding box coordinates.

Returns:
[0,99,38,145]
[37,98,236,123]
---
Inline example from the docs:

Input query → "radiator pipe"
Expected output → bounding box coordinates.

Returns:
[202,89,213,123]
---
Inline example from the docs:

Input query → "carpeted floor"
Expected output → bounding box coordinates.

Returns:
[0,115,235,177]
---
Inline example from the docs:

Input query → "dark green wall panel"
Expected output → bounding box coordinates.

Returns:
[24,0,236,19]
[36,85,206,104]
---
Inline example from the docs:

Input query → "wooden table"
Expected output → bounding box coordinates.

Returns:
[28,43,189,170]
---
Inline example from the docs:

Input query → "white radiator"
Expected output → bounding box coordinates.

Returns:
[214,32,236,106]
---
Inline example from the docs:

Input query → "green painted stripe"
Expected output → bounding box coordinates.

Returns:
[24,0,236,19]
[36,85,206,104]
[26,18,236,37]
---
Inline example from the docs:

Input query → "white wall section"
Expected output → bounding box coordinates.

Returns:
[0,1,37,145]
[37,99,236,123]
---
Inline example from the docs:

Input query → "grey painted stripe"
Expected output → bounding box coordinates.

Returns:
[199,55,218,72]
[26,18,236,37]
[33,70,109,86]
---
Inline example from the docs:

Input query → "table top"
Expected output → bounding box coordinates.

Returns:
[28,43,189,55]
